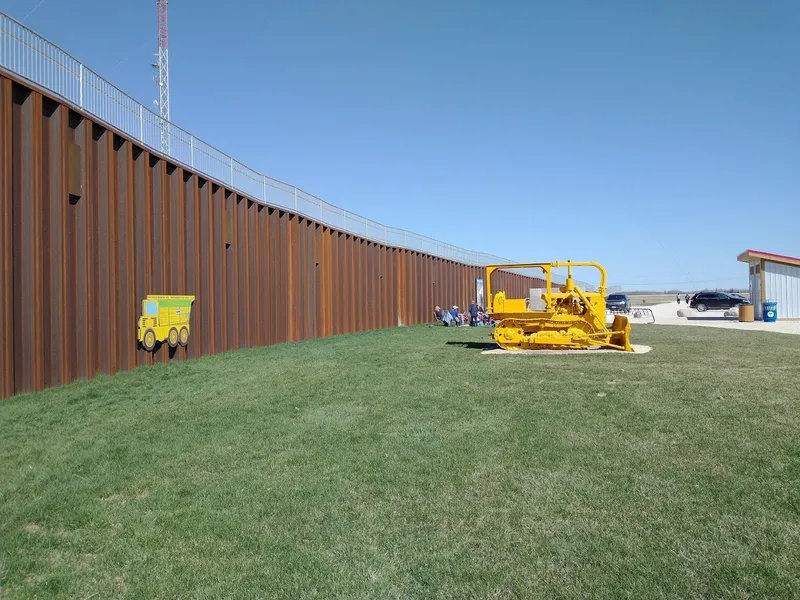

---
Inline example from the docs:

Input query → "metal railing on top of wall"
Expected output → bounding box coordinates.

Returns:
[0,11,516,267]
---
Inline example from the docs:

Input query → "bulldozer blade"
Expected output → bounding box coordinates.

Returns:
[609,315,634,352]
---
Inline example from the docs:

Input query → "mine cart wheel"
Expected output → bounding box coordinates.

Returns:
[179,326,190,347]
[168,327,179,348]
[143,329,157,352]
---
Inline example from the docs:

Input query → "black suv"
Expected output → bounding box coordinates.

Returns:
[689,292,749,312]
[606,293,631,312]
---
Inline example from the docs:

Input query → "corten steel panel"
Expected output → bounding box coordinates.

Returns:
[314,225,323,339]
[296,217,306,340]
[251,205,261,346]
[328,230,337,337]
[366,241,373,330]
[302,219,312,340]
[384,246,391,329]
[376,244,383,330]
[365,240,373,331]
[367,242,375,332]
[245,197,255,348]
[118,138,137,372]
[310,224,318,339]
[339,233,346,334]
[377,244,384,329]
[277,211,288,345]
[389,249,396,327]
[322,227,332,338]
[355,239,362,332]
[330,231,338,337]
[40,99,60,388]
[168,165,187,360]
[236,196,249,348]
[370,244,377,329]
[343,235,351,333]
[408,251,416,326]
[63,116,80,380]
[0,79,14,398]
[305,220,313,338]
[381,246,389,329]
[197,181,212,357]
[182,172,199,360]
[223,187,239,349]
[255,205,267,348]
[401,250,409,326]
[256,204,266,347]
[297,216,307,340]
[216,187,228,355]
[421,252,428,324]
[79,116,96,378]
[285,214,295,341]
[98,127,118,374]
[268,209,280,346]
[354,239,363,332]
[411,252,417,324]
[419,252,426,323]
[353,237,361,331]
[404,250,411,326]
[12,84,44,393]
[349,237,357,332]
[375,245,382,329]
[234,196,244,347]
[351,235,358,333]
[256,206,271,346]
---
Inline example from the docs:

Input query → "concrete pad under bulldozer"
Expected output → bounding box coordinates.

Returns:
[481,344,653,356]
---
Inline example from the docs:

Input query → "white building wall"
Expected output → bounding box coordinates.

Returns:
[764,261,800,319]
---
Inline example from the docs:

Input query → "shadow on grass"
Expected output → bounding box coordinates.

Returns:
[445,341,498,351]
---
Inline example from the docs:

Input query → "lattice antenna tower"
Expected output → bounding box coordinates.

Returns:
[153,0,170,154]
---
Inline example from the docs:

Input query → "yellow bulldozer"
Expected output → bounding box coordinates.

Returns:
[486,261,633,352]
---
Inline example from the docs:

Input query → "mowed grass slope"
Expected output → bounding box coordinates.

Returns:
[1,325,799,599]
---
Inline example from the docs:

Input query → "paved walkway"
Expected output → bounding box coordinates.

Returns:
[611,303,800,335]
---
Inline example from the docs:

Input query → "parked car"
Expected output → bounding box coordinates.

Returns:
[606,293,631,312]
[689,292,750,312]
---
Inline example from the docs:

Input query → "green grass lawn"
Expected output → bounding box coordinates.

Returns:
[2,324,799,599]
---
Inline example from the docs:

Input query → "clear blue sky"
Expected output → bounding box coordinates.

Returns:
[4,0,798,290]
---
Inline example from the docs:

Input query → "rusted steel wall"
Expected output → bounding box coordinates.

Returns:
[0,73,546,399]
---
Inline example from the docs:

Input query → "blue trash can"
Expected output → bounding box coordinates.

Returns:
[762,300,778,322]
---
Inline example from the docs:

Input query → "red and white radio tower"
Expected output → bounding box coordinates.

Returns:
[155,0,170,153]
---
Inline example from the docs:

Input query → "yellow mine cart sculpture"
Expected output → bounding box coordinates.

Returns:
[487,261,633,352]
[137,295,195,351]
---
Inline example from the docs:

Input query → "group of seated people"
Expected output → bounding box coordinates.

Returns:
[434,304,495,327]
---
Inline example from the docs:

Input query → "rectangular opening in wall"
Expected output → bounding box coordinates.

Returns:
[68,109,83,130]
[92,123,105,142]
[42,97,58,118]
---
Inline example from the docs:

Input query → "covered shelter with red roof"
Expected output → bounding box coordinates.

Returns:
[737,250,800,320]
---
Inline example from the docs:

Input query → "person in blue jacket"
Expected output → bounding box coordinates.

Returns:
[468,302,478,326]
